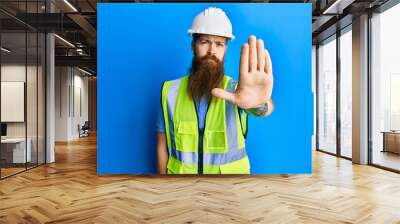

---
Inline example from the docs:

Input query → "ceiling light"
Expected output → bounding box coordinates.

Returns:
[63,0,78,12]
[1,47,11,53]
[322,0,354,15]
[54,34,75,48]
[78,67,93,76]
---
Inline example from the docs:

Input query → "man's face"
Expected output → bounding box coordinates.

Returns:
[192,34,227,62]
[188,34,227,100]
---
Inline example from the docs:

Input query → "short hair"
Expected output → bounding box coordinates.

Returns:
[192,33,201,43]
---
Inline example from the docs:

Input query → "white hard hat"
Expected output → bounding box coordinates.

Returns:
[188,7,235,41]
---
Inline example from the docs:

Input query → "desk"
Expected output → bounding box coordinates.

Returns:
[381,131,400,154]
[1,138,31,163]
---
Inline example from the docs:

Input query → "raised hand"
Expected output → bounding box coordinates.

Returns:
[212,35,273,109]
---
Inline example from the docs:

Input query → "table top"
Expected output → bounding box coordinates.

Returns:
[381,131,400,134]
[1,138,31,143]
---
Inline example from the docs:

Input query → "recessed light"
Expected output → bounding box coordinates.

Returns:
[54,34,75,48]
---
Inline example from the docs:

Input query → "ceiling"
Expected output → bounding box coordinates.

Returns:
[1,0,97,74]
[311,0,392,44]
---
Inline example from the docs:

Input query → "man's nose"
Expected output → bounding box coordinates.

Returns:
[207,43,217,55]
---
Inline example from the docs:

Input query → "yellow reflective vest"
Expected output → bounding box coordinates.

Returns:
[161,75,250,174]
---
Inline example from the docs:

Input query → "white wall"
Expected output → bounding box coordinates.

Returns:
[1,65,26,131]
[312,45,316,150]
[1,64,25,81]
[1,82,25,122]
[71,72,89,138]
[55,66,69,141]
[55,67,89,141]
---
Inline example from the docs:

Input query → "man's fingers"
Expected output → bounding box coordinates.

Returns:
[211,88,237,104]
[240,44,249,78]
[248,35,257,72]
[257,39,265,71]
[264,49,273,75]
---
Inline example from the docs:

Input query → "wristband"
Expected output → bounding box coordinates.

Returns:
[245,102,268,117]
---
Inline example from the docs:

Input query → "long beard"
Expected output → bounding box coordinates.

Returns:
[188,54,225,100]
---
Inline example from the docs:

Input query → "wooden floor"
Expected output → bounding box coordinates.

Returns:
[1,135,400,223]
[1,167,26,178]
[1,163,45,178]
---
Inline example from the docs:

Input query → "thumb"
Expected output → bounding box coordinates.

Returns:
[211,88,237,104]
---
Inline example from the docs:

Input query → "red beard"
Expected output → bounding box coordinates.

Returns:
[188,53,225,100]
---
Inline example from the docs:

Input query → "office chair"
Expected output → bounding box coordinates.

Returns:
[78,121,90,138]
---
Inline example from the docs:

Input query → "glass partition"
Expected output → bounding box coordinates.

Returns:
[317,35,337,155]
[0,1,46,179]
[1,30,28,177]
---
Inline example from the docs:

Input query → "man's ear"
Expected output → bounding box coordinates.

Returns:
[224,44,228,54]
[191,41,195,53]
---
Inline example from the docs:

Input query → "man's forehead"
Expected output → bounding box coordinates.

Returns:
[198,34,227,42]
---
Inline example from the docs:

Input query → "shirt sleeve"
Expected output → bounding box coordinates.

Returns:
[157,100,166,133]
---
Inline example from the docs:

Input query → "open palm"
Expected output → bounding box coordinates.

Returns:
[212,35,273,109]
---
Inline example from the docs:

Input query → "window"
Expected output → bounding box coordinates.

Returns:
[370,2,400,171]
[317,35,337,154]
[339,27,352,158]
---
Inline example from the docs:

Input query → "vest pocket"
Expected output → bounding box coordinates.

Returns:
[204,130,228,153]
[167,156,197,174]
[175,121,197,152]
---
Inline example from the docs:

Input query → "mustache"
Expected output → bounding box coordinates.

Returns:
[192,53,221,70]
[199,53,220,62]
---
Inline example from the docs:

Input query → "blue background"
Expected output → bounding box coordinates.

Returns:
[98,3,313,174]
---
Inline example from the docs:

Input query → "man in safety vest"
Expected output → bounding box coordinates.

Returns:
[157,7,274,174]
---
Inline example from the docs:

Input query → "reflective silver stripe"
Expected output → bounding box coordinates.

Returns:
[225,79,239,150]
[169,147,246,165]
[204,147,247,165]
[166,79,181,156]
[170,149,197,164]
